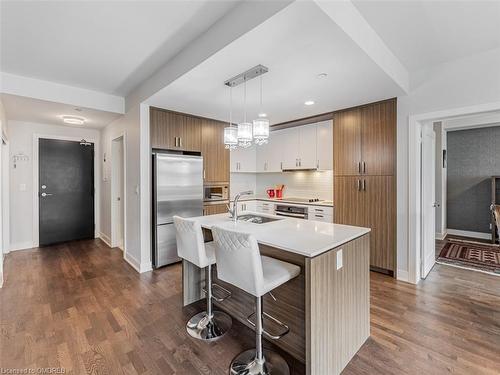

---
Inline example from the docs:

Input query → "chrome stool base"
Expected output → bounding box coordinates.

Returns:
[230,349,290,375]
[186,310,232,341]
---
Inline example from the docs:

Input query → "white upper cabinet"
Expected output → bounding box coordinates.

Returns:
[230,144,256,172]
[316,120,333,170]
[230,121,332,173]
[297,124,317,169]
[279,127,300,170]
[256,133,282,173]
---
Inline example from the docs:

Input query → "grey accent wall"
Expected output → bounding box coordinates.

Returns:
[447,125,500,233]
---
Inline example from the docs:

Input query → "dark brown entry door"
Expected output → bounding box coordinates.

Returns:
[39,139,94,246]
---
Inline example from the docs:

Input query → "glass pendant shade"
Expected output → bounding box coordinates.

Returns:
[253,118,269,145]
[237,122,253,148]
[224,126,238,150]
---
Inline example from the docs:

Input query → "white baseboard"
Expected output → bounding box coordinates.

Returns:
[124,252,141,272]
[446,229,491,240]
[396,269,410,283]
[139,261,153,273]
[10,242,35,252]
[435,231,447,240]
[99,232,112,248]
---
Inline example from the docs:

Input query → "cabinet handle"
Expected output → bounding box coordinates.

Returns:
[357,179,361,191]
[358,161,361,174]
[203,169,205,179]
[315,214,324,218]
[314,208,324,212]
[174,137,177,147]
[299,159,302,167]
[362,179,366,191]
[317,160,319,169]
[280,162,283,171]
[363,161,366,174]
[179,137,183,148]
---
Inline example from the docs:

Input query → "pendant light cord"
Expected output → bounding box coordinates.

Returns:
[243,79,247,123]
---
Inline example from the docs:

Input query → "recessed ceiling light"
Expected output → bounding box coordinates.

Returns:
[74,108,83,112]
[317,73,328,79]
[258,113,267,118]
[62,115,86,125]
[304,100,315,106]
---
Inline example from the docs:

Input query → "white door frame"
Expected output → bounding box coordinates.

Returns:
[1,134,9,256]
[110,133,127,257]
[32,134,100,248]
[408,101,500,284]
[420,123,436,279]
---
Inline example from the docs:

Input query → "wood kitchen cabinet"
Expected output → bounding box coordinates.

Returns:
[334,175,395,272]
[333,99,395,176]
[333,98,396,274]
[201,119,229,184]
[333,108,362,176]
[203,203,228,216]
[361,100,396,175]
[150,107,201,152]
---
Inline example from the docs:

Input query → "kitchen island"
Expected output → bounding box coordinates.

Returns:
[182,212,371,375]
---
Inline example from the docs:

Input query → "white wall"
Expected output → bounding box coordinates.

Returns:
[100,105,148,272]
[8,121,100,251]
[396,47,500,282]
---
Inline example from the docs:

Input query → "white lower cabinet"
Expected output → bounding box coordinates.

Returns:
[308,205,334,223]
[237,200,257,212]
[256,201,275,214]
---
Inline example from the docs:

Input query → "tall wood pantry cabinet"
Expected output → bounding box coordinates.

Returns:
[333,99,396,274]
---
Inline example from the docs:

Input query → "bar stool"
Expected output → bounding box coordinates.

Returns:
[212,226,301,375]
[173,216,232,341]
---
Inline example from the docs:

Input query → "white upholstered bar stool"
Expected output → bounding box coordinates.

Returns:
[212,226,301,375]
[173,216,232,341]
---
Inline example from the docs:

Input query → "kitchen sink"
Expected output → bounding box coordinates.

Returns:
[237,214,282,224]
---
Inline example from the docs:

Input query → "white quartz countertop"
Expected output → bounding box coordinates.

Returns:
[229,196,334,207]
[191,212,370,258]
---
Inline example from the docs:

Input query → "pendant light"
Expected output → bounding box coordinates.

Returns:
[237,79,253,148]
[253,75,269,145]
[224,86,238,150]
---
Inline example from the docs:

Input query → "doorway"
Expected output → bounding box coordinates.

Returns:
[38,138,94,246]
[111,135,126,251]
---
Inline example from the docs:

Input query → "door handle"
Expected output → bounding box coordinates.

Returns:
[432,202,440,207]
[41,192,53,197]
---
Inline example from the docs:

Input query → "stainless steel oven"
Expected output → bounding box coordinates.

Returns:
[275,204,308,219]
[203,184,229,203]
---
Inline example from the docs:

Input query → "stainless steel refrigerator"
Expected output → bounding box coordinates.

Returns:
[152,152,203,268]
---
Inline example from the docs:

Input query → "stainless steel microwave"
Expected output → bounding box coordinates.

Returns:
[204,185,229,202]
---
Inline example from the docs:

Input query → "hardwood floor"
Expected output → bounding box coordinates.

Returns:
[1,239,499,374]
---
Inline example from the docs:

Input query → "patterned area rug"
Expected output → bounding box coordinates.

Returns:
[437,240,500,276]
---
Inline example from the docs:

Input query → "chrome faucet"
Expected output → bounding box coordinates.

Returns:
[227,190,253,223]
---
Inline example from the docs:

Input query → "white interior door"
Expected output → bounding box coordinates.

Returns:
[421,124,436,279]
[111,137,124,249]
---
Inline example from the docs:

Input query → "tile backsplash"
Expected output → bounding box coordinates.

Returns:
[230,171,333,200]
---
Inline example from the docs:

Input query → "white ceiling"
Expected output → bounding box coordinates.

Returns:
[147,1,405,126]
[352,0,500,73]
[1,94,121,129]
[0,1,239,96]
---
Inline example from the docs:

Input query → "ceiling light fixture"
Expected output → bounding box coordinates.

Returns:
[304,100,315,106]
[237,79,253,148]
[224,65,269,150]
[62,115,86,125]
[253,75,269,145]
[224,86,238,150]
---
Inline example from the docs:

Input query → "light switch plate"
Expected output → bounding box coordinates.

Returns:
[336,249,343,270]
